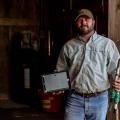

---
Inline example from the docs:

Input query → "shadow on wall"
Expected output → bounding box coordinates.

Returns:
[9,32,50,108]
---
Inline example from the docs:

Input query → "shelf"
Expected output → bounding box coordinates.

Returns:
[0,18,39,26]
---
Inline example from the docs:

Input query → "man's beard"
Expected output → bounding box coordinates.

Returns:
[77,25,94,35]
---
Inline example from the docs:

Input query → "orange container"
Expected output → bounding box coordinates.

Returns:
[38,91,64,112]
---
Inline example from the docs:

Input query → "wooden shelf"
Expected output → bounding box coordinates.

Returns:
[0,18,39,26]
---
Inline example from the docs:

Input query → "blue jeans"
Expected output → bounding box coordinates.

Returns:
[64,90,108,120]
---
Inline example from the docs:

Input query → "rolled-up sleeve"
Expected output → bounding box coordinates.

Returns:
[107,40,120,77]
[56,46,68,71]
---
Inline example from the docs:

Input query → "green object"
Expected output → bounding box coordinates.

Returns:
[110,59,120,104]
[111,89,120,104]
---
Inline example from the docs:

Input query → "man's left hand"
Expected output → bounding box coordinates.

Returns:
[112,78,120,92]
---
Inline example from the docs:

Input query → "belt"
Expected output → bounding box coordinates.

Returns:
[74,90,107,98]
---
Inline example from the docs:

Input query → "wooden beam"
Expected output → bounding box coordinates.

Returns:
[108,0,120,52]
[0,18,39,26]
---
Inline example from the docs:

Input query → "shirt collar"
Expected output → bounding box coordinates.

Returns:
[77,31,98,43]
[91,31,98,42]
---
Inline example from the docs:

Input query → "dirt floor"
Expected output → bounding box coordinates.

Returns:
[0,100,64,120]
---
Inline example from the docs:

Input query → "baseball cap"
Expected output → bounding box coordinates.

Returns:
[75,9,94,21]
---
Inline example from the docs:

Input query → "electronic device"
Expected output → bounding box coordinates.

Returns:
[41,71,69,93]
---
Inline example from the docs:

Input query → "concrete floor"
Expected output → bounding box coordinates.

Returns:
[0,108,64,120]
[0,100,64,120]
[0,99,117,120]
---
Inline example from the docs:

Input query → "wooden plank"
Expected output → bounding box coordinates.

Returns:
[108,0,120,52]
[0,18,39,26]
[108,1,120,119]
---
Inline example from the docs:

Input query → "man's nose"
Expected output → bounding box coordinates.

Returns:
[81,19,87,24]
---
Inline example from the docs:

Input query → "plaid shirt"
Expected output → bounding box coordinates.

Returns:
[56,32,120,93]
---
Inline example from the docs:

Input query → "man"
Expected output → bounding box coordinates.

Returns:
[56,9,120,120]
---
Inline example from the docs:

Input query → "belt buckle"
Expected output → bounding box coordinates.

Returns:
[87,93,94,98]
[85,94,90,98]
[83,93,90,98]
[84,93,97,98]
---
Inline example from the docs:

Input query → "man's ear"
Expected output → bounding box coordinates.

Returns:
[93,19,95,26]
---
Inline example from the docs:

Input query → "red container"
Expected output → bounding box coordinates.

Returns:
[38,91,64,112]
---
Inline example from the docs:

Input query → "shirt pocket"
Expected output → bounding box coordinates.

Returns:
[69,46,85,65]
[88,46,106,67]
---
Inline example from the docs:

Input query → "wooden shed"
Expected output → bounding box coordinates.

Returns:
[0,0,119,120]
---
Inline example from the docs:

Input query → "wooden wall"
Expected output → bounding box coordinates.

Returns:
[107,1,120,119]
[108,0,120,52]
[0,0,40,100]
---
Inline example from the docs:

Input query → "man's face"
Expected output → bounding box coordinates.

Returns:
[75,15,95,35]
